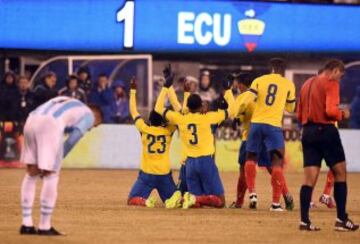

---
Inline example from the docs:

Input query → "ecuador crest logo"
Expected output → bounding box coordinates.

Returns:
[238,9,266,52]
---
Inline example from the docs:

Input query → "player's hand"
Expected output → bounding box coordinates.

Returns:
[341,108,350,120]
[184,80,190,93]
[130,76,137,90]
[163,64,174,88]
[222,74,234,90]
[217,96,228,110]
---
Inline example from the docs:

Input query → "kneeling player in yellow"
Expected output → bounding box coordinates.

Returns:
[127,78,177,208]
[155,70,233,209]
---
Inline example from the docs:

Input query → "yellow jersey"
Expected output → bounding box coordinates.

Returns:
[243,73,296,127]
[225,90,255,141]
[155,88,229,157]
[167,87,190,164]
[130,90,175,175]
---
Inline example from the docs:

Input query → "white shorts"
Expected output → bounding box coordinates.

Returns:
[21,115,64,172]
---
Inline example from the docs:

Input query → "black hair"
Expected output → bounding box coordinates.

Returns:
[66,75,79,86]
[235,72,253,88]
[187,94,202,112]
[77,67,89,75]
[88,104,104,124]
[322,59,345,73]
[149,110,165,127]
[268,58,286,75]
[98,73,108,78]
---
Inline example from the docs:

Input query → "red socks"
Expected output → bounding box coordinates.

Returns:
[236,169,247,206]
[128,197,146,206]
[323,170,334,195]
[195,195,225,208]
[245,160,257,193]
[271,166,284,204]
[282,176,289,196]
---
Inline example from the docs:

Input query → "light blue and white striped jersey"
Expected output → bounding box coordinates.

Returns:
[31,96,94,134]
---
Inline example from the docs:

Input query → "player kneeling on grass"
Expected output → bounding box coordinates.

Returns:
[155,69,233,209]
[127,78,179,208]
[20,97,102,236]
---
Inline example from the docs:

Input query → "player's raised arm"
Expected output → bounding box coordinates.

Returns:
[168,86,182,112]
[285,81,296,113]
[129,77,151,133]
[154,86,169,116]
[181,82,190,114]
[129,77,140,119]
[222,75,236,118]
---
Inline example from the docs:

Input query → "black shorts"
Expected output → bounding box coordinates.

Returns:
[302,123,345,168]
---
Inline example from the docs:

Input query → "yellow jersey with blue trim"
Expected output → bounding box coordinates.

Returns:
[248,73,296,127]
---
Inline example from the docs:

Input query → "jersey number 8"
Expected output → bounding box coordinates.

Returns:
[265,84,278,106]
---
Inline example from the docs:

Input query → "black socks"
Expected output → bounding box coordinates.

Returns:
[334,182,347,221]
[300,185,313,223]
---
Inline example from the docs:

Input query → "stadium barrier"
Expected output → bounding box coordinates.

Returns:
[63,125,360,172]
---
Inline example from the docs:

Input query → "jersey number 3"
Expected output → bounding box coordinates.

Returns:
[187,124,198,145]
[147,135,166,154]
[265,84,278,106]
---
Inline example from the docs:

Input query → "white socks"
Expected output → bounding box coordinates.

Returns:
[21,174,37,227]
[39,173,59,230]
[20,172,59,230]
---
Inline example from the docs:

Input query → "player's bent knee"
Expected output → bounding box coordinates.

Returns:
[331,162,347,181]
[41,170,55,177]
[270,149,283,163]
[26,165,41,176]
[246,152,257,161]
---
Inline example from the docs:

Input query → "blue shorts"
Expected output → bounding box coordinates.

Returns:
[246,123,284,154]
[185,156,224,196]
[178,164,188,194]
[238,141,271,167]
[128,171,176,202]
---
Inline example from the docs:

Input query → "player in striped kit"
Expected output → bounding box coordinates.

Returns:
[19,96,102,236]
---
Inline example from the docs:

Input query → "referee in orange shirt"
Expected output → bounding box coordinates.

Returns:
[298,59,358,231]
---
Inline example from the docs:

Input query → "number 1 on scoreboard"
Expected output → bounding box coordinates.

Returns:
[117,0,135,49]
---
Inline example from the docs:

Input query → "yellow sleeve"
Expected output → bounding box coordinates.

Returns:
[236,91,257,115]
[129,89,140,119]
[182,92,190,114]
[130,90,151,133]
[134,117,151,133]
[249,78,259,97]
[168,86,182,112]
[207,110,228,124]
[285,82,296,112]
[224,89,236,118]
[154,87,169,115]
[164,110,182,125]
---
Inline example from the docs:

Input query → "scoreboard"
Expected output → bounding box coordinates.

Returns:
[0,0,360,53]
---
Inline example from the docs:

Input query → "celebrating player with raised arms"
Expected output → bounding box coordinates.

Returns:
[127,77,180,208]
[232,58,296,211]
[20,96,102,236]
[155,67,233,209]
[161,67,192,208]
